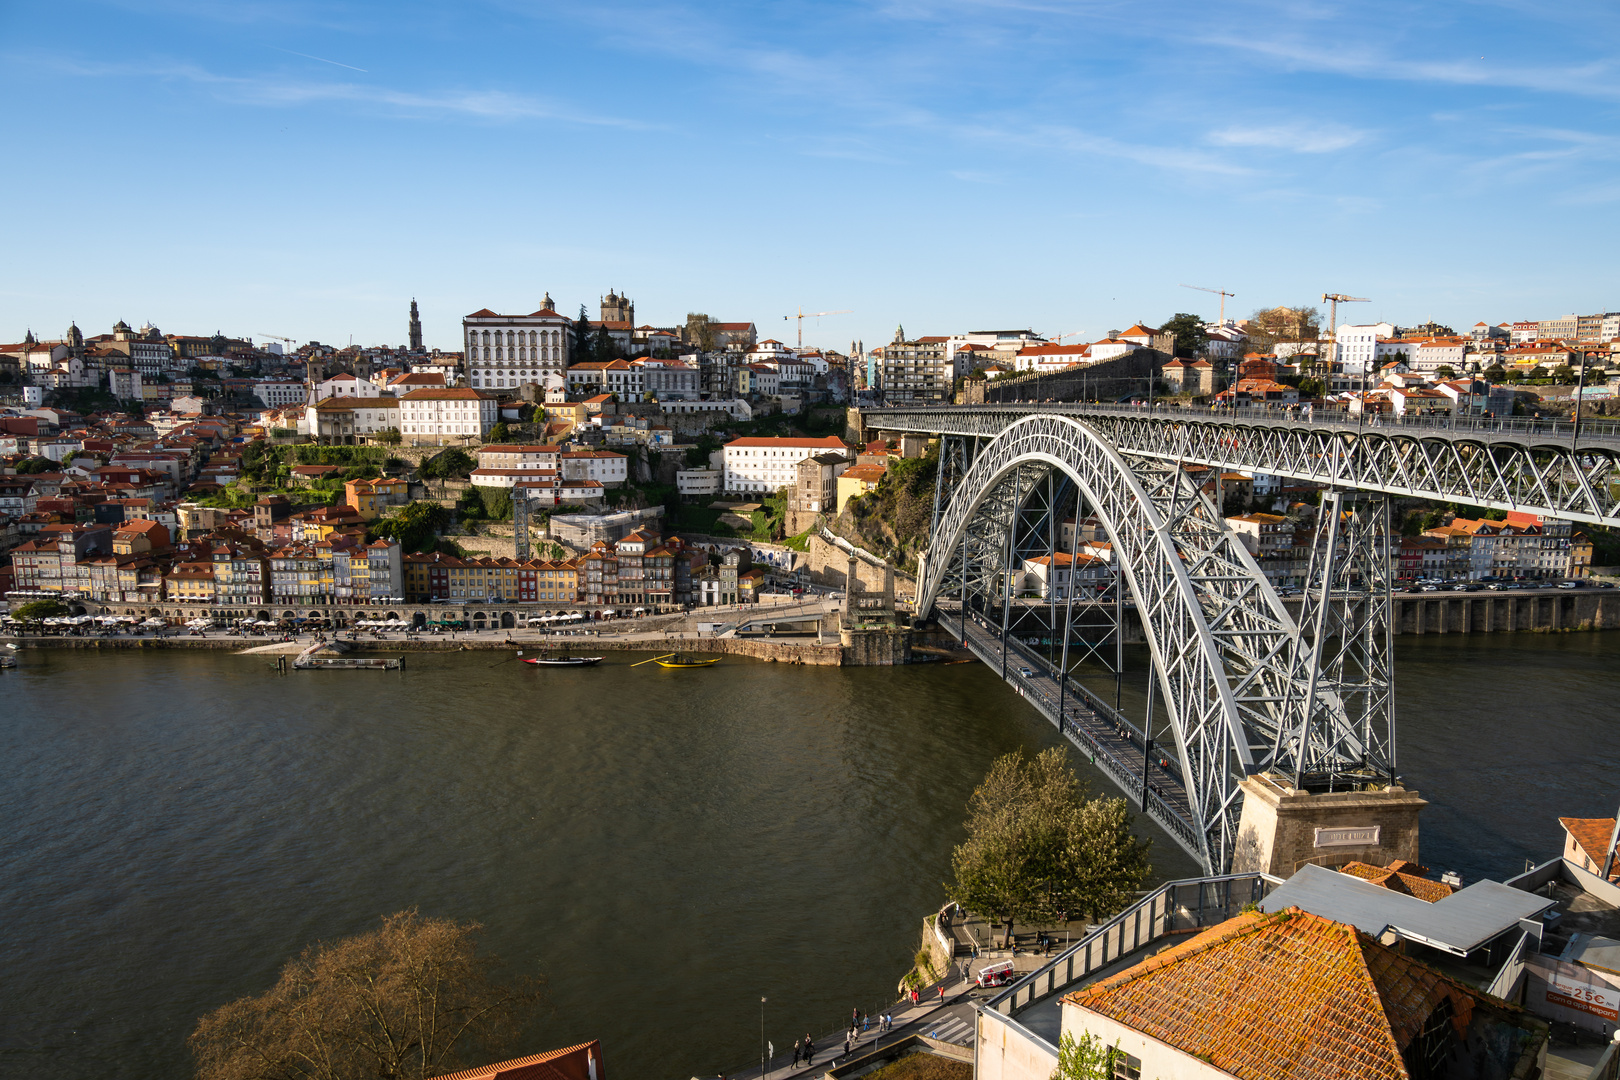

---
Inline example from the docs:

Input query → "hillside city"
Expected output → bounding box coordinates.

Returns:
[1,296,1615,623]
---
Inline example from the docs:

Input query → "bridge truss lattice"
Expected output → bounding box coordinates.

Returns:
[917,414,1397,873]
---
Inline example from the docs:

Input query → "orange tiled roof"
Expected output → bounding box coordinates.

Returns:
[1066,907,1486,1080]
[1338,860,1455,903]
[1560,817,1619,881]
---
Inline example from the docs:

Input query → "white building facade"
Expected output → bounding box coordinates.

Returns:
[463,299,570,392]
[398,388,499,445]
[722,435,848,495]
[1332,323,1397,373]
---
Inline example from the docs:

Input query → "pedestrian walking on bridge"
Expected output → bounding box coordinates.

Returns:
[803,1036,814,1068]
[791,1039,801,1069]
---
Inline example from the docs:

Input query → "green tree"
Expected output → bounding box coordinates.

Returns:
[1434,365,1456,380]
[1157,313,1208,358]
[375,427,402,446]
[1053,1032,1119,1080]
[592,323,618,363]
[572,306,594,365]
[189,910,545,1080]
[1296,376,1325,399]
[370,502,451,553]
[13,598,70,625]
[1484,364,1506,383]
[486,422,510,443]
[946,748,1151,944]
[15,456,55,474]
[1552,364,1574,383]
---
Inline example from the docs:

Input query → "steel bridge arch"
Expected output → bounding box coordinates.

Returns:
[920,414,1342,871]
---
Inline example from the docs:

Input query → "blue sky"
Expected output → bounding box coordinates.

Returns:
[3,0,1618,352]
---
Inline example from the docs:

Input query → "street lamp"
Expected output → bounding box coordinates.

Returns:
[761,996,768,1078]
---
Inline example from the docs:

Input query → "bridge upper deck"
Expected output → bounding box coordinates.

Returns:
[867,400,1620,450]
[865,402,1620,526]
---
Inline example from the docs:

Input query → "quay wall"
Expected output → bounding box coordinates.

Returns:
[2,634,844,664]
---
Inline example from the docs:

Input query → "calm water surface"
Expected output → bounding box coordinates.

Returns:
[0,636,1614,1079]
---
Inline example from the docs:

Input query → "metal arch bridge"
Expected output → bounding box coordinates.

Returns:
[864,403,1620,875]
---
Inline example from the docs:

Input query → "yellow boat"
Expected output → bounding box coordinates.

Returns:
[633,652,720,669]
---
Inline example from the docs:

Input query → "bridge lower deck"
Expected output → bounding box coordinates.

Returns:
[936,604,1203,860]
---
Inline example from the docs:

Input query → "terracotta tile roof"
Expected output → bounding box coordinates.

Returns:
[1066,907,1490,1080]
[1560,817,1619,880]
[1338,861,1455,903]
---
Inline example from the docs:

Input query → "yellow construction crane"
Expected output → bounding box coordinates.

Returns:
[1179,283,1235,324]
[783,307,851,349]
[1320,294,1370,342]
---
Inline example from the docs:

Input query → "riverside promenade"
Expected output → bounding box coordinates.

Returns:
[1,600,851,663]
[712,965,986,1080]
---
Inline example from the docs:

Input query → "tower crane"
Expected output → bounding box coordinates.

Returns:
[783,308,852,349]
[1053,329,1088,342]
[258,333,298,351]
[1179,283,1235,325]
[1320,294,1370,342]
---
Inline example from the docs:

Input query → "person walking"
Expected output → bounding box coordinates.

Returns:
[803,1037,814,1068]
[791,1039,801,1069]
[938,983,946,1004]
[842,1033,851,1061]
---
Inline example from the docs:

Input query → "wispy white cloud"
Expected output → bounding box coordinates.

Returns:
[1211,33,1620,101]
[1207,121,1368,153]
[6,51,649,128]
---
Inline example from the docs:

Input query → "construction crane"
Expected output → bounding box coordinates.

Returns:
[1053,329,1088,342]
[783,308,851,349]
[1320,294,1370,342]
[258,333,297,352]
[1179,284,1235,325]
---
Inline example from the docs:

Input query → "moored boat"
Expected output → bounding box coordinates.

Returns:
[522,655,604,667]
[645,653,719,669]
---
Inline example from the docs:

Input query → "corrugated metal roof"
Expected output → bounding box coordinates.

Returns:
[1259,863,1554,955]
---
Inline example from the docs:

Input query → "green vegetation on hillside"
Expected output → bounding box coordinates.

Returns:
[836,444,938,571]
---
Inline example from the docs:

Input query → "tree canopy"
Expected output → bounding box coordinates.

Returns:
[370,502,451,553]
[13,598,70,622]
[189,910,546,1080]
[946,748,1151,940]
[1157,313,1208,358]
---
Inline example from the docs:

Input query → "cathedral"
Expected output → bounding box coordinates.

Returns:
[600,289,634,326]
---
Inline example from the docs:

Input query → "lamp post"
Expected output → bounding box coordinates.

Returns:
[1572,350,1589,450]
[760,996,767,1078]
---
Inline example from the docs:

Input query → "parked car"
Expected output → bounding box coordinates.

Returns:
[1558,580,1579,589]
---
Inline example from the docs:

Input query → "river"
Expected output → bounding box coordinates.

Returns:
[0,636,1615,1079]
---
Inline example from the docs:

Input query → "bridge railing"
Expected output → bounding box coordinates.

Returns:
[872,400,1620,445]
[983,871,1283,1016]
[939,609,1203,856]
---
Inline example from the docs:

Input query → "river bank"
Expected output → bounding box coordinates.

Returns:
[1,633,845,664]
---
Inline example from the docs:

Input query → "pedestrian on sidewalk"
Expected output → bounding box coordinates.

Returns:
[803,1037,814,1067]
[791,1039,801,1069]
[911,987,919,1006]
[842,1034,850,1061]
[938,983,946,1003]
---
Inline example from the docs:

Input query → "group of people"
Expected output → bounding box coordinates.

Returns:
[786,1007,902,1070]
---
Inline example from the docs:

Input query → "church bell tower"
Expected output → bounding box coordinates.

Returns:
[408,299,423,352]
